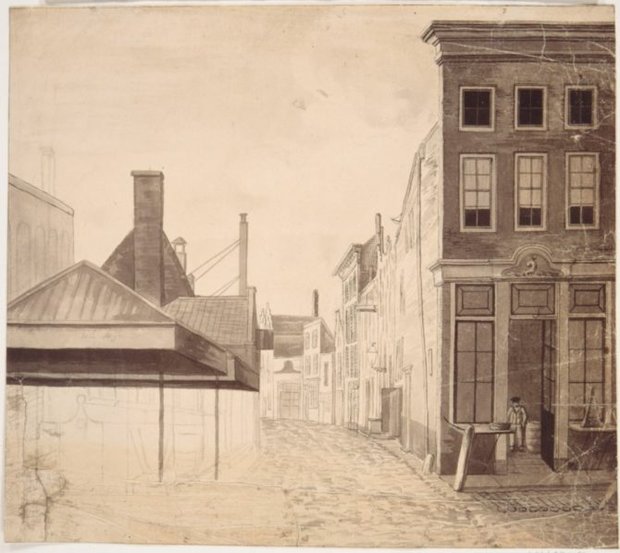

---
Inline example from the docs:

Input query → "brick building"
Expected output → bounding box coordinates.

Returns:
[350,21,615,479]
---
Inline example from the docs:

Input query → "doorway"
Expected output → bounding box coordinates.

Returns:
[507,319,555,470]
[381,387,402,438]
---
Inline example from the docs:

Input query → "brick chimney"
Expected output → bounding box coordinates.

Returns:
[239,213,248,295]
[312,289,319,318]
[132,170,164,306]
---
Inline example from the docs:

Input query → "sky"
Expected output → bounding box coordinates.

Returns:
[8,4,614,323]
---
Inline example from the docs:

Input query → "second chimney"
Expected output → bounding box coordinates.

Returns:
[239,213,248,295]
[312,289,319,318]
[132,170,164,306]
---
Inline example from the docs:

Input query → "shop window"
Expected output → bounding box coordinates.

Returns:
[570,283,605,314]
[460,154,495,231]
[460,87,494,130]
[456,284,494,316]
[568,319,605,421]
[454,321,494,423]
[566,86,596,128]
[516,87,546,129]
[511,283,555,315]
[515,154,546,230]
[566,153,599,228]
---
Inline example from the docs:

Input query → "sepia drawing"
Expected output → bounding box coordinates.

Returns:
[4,4,618,548]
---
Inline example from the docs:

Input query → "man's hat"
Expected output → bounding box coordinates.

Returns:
[510,396,521,403]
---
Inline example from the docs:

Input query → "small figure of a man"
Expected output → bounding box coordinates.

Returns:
[507,396,528,451]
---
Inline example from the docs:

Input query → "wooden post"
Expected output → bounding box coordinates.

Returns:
[453,424,475,492]
[158,368,164,483]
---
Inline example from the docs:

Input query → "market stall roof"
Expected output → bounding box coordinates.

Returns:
[7,261,257,390]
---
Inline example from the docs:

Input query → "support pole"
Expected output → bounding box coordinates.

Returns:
[158,368,164,483]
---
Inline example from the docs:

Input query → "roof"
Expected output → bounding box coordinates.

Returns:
[102,229,194,304]
[9,173,74,216]
[271,314,315,358]
[7,261,257,390]
[164,296,250,347]
[422,21,615,65]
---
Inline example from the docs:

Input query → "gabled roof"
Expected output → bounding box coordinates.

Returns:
[164,296,250,347]
[8,260,169,324]
[102,229,194,304]
[271,314,316,358]
[7,261,257,390]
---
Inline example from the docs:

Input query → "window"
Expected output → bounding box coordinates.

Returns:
[516,87,546,129]
[312,329,318,348]
[566,153,599,228]
[460,87,494,130]
[455,321,494,423]
[568,319,604,422]
[460,155,495,231]
[515,154,547,230]
[304,332,309,349]
[566,86,596,128]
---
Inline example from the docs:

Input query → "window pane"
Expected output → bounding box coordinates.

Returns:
[462,90,491,127]
[464,209,478,227]
[569,89,593,125]
[569,349,585,382]
[585,351,604,382]
[463,158,477,174]
[531,208,542,226]
[456,352,476,382]
[457,322,476,351]
[478,192,490,208]
[581,189,594,205]
[585,320,603,350]
[475,383,493,422]
[464,191,477,207]
[582,155,595,172]
[477,158,491,174]
[464,175,477,189]
[569,320,585,349]
[581,206,594,225]
[569,383,585,421]
[531,190,542,206]
[520,189,532,206]
[531,157,543,173]
[477,322,493,352]
[456,383,475,422]
[477,352,493,381]
[570,155,582,172]
[477,209,491,227]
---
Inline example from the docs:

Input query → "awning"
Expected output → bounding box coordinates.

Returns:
[7,261,258,391]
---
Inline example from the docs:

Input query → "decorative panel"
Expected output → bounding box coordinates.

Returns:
[511,283,555,315]
[456,284,494,316]
[569,283,605,314]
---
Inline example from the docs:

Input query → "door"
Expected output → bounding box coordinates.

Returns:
[381,387,402,437]
[279,388,300,419]
[541,320,556,469]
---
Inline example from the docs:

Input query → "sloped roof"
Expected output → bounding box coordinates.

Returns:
[321,321,336,354]
[164,296,249,347]
[7,261,258,390]
[271,314,316,358]
[8,260,170,323]
[102,229,194,304]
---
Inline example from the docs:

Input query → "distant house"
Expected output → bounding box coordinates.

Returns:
[8,174,74,300]
[260,292,335,422]
[333,218,382,430]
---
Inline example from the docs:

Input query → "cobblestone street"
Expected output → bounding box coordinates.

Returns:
[45,419,617,547]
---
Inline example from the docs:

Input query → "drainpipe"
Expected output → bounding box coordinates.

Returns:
[415,145,431,460]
